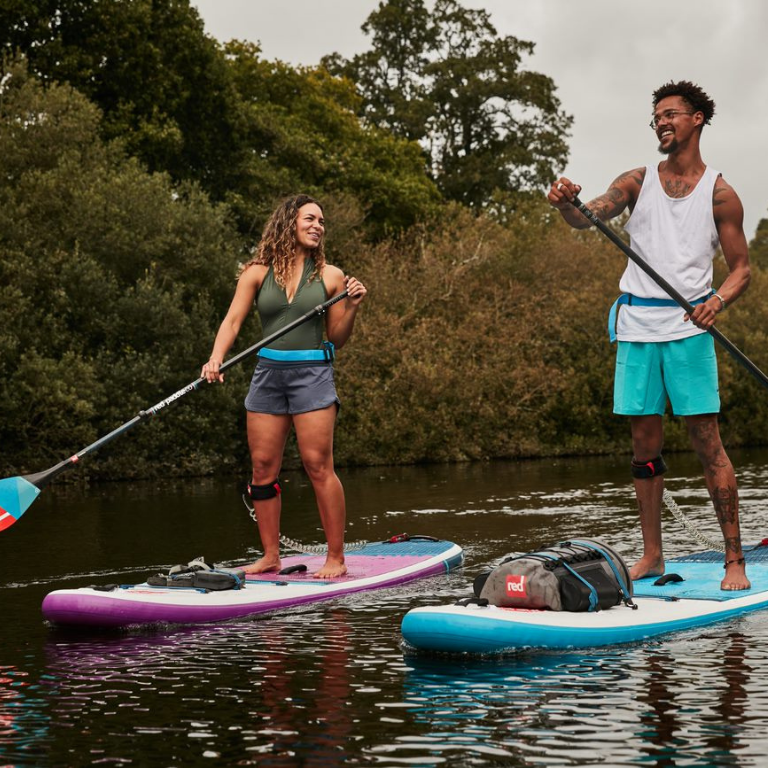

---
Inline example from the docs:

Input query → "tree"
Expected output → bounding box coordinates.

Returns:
[0,61,250,478]
[324,0,573,208]
[749,216,768,270]
[221,41,440,238]
[0,2,440,236]
[0,0,242,194]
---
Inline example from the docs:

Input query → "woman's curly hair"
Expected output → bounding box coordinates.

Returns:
[241,194,326,287]
[652,80,716,127]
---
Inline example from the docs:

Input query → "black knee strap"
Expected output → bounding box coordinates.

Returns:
[631,455,668,479]
[248,479,282,500]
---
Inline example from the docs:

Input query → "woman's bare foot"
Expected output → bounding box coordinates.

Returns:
[722,559,751,591]
[242,555,281,574]
[314,558,347,579]
[629,555,665,581]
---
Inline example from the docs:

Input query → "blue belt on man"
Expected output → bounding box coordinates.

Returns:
[257,341,335,362]
[608,292,714,343]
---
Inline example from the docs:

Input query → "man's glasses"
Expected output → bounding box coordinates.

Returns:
[649,109,695,129]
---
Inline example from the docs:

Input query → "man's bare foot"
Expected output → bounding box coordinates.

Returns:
[314,558,347,579]
[722,559,751,591]
[629,556,665,581]
[243,555,281,574]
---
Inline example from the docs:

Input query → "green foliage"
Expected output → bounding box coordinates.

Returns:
[324,0,573,207]
[0,0,241,189]
[712,262,768,446]
[328,202,768,465]
[221,41,440,238]
[2,8,768,485]
[749,216,768,270]
[0,63,251,478]
[0,2,440,237]
[331,201,628,465]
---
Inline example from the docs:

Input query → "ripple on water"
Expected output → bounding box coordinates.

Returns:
[4,455,768,766]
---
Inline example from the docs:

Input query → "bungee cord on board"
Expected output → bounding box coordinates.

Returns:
[662,489,724,552]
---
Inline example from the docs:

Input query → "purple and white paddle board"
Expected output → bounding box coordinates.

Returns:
[42,537,464,628]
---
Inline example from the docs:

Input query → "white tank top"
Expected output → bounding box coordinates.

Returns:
[617,163,720,341]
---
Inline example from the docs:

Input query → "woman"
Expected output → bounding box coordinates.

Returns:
[201,194,367,578]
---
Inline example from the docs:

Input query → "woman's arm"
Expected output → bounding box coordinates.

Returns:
[202,265,266,383]
[323,266,367,350]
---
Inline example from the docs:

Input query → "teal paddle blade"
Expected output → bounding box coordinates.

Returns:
[0,476,41,531]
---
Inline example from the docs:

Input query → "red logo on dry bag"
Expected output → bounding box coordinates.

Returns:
[506,574,527,597]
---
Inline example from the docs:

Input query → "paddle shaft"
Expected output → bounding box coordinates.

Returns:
[23,289,349,490]
[572,196,768,391]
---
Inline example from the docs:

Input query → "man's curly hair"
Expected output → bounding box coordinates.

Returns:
[241,194,326,287]
[652,80,716,127]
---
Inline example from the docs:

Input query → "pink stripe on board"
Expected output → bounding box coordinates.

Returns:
[245,554,431,582]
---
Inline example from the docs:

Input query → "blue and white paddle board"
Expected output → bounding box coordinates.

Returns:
[43,537,463,628]
[401,544,768,653]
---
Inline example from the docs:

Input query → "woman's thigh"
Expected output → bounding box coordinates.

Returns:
[246,412,291,476]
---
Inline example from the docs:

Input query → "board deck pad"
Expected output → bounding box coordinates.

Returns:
[247,555,439,583]
[400,543,768,655]
[42,537,463,628]
[246,540,456,583]
[634,561,768,601]
[632,544,768,600]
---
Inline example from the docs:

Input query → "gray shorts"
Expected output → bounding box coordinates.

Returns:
[244,361,340,415]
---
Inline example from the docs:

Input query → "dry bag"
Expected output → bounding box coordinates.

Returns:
[474,538,634,612]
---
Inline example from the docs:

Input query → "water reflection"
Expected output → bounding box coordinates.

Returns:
[238,613,355,766]
[0,664,50,766]
[38,609,364,766]
[398,624,768,767]
[636,634,752,768]
[3,452,768,766]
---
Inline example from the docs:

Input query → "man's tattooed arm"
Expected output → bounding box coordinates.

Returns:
[587,168,646,221]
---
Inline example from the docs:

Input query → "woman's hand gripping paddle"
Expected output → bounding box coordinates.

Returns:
[0,290,349,532]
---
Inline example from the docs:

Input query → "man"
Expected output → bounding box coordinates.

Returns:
[549,80,751,590]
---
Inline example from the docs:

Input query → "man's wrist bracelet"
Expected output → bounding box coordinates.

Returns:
[713,292,727,311]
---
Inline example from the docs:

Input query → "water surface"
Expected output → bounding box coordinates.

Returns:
[2,450,768,766]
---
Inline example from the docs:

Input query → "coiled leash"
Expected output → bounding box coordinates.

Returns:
[241,483,368,555]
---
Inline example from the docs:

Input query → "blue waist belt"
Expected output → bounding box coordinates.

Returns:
[258,341,335,362]
[608,292,713,343]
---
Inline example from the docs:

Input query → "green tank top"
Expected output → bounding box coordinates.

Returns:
[256,260,328,350]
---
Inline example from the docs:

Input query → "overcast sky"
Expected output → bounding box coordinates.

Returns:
[191,0,768,240]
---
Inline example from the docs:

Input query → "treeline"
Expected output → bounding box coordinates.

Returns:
[1,0,767,481]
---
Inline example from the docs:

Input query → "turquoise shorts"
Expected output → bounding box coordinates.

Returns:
[614,334,720,416]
